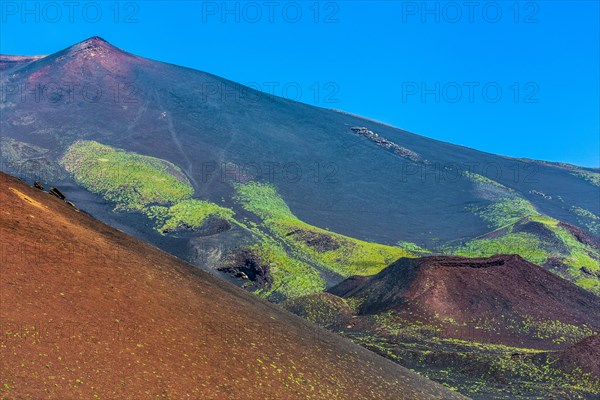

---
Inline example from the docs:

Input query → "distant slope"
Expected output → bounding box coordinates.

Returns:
[0,54,45,71]
[0,37,597,250]
[0,172,465,399]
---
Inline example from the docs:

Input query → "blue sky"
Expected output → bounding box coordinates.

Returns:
[1,1,598,167]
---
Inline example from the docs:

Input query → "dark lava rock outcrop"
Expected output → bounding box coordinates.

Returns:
[285,228,341,252]
[351,127,426,164]
[217,248,273,288]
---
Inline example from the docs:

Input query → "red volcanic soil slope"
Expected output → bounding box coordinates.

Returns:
[329,255,600,329]
[555,334,600,378]
[0,173,465,399]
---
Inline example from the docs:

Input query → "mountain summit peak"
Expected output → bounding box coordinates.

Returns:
[59,36,137,65]
[82,36,110,45]
[72,36,118,51]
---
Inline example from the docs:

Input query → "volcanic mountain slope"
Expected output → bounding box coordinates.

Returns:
[1,37,598,297]
[553,334,600,377]
[0,172,465,399]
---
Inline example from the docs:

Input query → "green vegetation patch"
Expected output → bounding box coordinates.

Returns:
[234,182,292,220]
[248,238,326,299]
[275,219,410,277]
[149,199,234,233]
[573,170,600,187]
[510,316,595,345]
[396,241,431,255]
[472,198,538,229]
[465,172,538,229]
[576,277,600,292]
[450,225,600,295]
[283,293,353,328]
[61,140,193,211]
[570,206,600,235]
[234,181,413,278]
[571,206,600,221]
[62,141,235,235]
[459,172,600,294]
[452,232,549,265]
[344,311,600,399]
[553,225,599,273]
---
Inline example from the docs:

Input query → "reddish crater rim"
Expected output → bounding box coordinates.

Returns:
[419,254,521,268]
